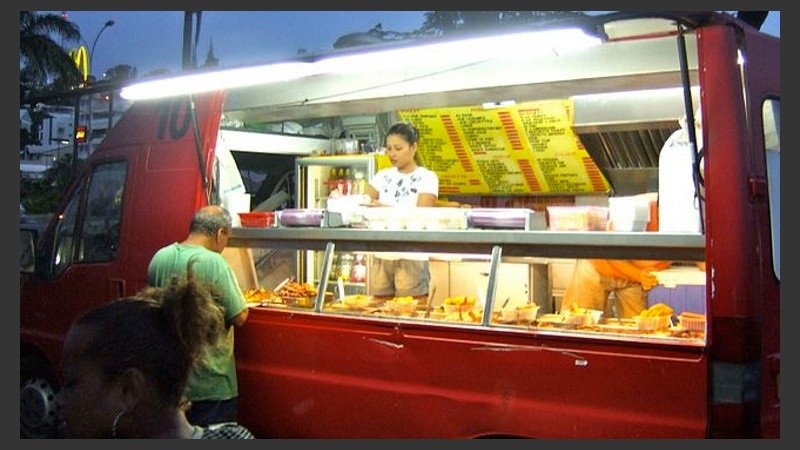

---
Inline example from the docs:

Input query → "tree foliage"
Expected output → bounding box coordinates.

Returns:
[19,11,83,95]
[103,64,138,82]
[419,11,587,36]
[21,154,85,214]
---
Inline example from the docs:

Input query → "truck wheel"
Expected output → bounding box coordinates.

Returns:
[20,355,60,439]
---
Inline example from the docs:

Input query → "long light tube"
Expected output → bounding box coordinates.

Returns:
[120,62,321,100]
[121,27,600,101]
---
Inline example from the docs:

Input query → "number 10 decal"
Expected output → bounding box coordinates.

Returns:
[156,98,192,140]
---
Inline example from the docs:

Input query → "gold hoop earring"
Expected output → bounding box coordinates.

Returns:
[111,409,125,438]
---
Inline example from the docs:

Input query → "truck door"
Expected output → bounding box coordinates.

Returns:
[740,26,780,439]
[20,92,226,439]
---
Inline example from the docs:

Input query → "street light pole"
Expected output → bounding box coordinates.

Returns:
[90,20,115,79]
[85,19,114,158]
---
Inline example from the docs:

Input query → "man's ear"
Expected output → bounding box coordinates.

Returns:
[217,227,228,241]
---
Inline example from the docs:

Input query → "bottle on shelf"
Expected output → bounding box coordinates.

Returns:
[343,168,353,196]
[350,253,367,283]
[336,167,347,195]
[353,170,366,196]
[338,252,354,282]
[327,167,339,197]
[329,252,340,281]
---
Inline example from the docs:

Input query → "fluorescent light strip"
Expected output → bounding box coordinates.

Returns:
[121,62,320,100]
[121,28,601,101]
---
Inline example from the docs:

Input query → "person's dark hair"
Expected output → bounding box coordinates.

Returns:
[190,205,232,236]
[385,122,419,146]
[385,121,422,164]
[72,263,226,407]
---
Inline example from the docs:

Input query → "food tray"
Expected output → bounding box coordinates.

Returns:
[499,304,540,322]
[278,209,345,227]
[341,294,374,309]
[634,315,671,331]
[562,308,603,326]
[679,315,706,331]
[278,209,323,226]
[362,206,467,231]
[239,211,275,228]
[467,208,546,230]
[385,298,419,315]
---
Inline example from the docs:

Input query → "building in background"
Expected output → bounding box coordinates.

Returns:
[20,90,132,177]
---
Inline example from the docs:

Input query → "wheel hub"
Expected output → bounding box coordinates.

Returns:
[20,377,59,438]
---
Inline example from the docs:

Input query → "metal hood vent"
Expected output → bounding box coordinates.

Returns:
[570,87,698,194]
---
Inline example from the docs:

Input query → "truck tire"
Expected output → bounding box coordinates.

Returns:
[20,355,60,439]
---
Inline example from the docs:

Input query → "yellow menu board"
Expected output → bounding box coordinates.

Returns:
[399,100,610,195]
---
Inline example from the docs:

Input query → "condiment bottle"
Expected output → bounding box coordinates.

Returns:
[350,253,367,282]
[353,170,366,195]
[338,252,353,281]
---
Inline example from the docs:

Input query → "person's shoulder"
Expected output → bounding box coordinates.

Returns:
[154,242,178,252]
[375,167,397,176]
[417,166,438,180]
[200,422,256,439]
[150,242,178,259]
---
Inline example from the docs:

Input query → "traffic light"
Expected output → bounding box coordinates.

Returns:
[75,125,87,144]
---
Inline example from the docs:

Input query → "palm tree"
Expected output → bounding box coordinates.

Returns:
[19,11,83,96]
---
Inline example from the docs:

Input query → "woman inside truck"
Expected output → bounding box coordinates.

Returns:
[365,122,439,304]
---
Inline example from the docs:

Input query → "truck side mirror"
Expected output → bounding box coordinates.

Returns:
[20,228,37,273]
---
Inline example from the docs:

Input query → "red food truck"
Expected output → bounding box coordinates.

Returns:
[20,12,779,438]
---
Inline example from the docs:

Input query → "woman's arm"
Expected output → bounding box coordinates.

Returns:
[416,192,438,207]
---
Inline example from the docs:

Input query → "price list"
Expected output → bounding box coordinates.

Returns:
[399,100,610,195]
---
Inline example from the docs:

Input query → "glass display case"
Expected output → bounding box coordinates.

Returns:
[230,226,707,346]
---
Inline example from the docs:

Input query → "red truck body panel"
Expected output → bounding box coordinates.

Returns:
[19,13,778,439]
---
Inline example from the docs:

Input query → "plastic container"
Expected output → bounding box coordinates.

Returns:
[634,315,671,331]
[608,195,652,231]
[443,303,471,315]
[238,211,275,228]
[362,207,468,231]
[515,304,540,322]
[658,134,703,233]
[563,308,603,326]
[547,206,609,231]
[679,314,706,331]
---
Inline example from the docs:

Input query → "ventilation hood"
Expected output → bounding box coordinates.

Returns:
[570,87,699,195]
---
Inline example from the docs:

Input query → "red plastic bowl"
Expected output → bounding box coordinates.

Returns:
[239,212,275,228]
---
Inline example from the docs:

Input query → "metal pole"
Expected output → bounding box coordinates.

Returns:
[107,93,114,133]
[90,20,115,77]
[72,95,80,171]
[86,20,114,157]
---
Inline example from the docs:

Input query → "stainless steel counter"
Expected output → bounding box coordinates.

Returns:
[229,227,705,261]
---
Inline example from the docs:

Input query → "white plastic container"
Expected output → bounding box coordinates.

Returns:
[658,132,702,233]
[608,195,650,231]
[225,192,251,227]
[547,206,609,231]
